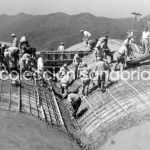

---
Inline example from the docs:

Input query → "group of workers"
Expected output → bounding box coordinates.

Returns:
[0,27,149,119]
[0,34,44,80]
[58,27,150,119]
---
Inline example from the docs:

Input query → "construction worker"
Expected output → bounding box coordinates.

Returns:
[58,43,65,51]
[88,38,98,51]
[80,63,91,96]
[19,36,30,56]
[0,43,8,70]
[66,91,82,119]
[11,33,19,47]
[141,27,150,54]
[73,52,82,79]
[123,34,135,59]
[4,47,19,70]
[60,71,72,96]
[80,30,91,47]
[101,36,114,63]
[94,44,104,61]
[36,51,44,75]
[19,53,32,75]
[94,57,110,91]
[114,46,128,71]
[59,64,69,78]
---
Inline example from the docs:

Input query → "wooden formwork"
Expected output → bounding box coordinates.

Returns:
[41,51,91,71]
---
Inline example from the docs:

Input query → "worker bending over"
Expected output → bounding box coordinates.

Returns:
[66,91,82,119]
[123,34,135,59]
[80,30,91,47]
[114,45,128,71]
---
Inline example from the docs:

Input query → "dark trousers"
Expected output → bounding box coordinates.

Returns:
[72,98,81,117]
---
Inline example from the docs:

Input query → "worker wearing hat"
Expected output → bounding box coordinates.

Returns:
[141,27,150,54]
[58,42,65,51]
[123,33,135,60]
[80,30,91,47]
[101,35,114,63]
[11,33,19,47]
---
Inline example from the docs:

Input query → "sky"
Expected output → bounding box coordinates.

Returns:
[0,0,149,18]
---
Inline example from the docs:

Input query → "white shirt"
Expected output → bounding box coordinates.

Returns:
[123,38,134,46]
[12,37,19,47]
[37,57,44,72]
[83,31,91,38]
[58,45,65,51]
[142,31,150,40]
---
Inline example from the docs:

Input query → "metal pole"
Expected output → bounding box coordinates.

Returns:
[131,12,142,35]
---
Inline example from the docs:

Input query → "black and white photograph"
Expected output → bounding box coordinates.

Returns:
[0,0,150,149]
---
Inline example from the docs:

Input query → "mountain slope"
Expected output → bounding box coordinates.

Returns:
[0,12,149,50]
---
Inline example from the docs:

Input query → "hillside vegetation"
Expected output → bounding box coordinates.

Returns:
[0,12,149,50]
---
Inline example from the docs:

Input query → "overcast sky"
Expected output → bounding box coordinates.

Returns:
[0,0,149,18]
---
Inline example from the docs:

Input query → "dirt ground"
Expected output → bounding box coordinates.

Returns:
[101,121,150,150]
[0,110,80,150]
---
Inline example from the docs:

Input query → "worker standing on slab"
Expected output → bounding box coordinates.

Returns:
[123,33,135,60]
[101,36,114,63]
[94,44,104,61]
[59,64,69,78]
[94,57,110,91]
[73,52,82,80]
[114,45,128,71]
[60,71,72,97]
[141,27,150,54]
[11,33,19,48]
[80,30,91,47]
[80,63,91,96]
[36,52,44,77]
[58,43,65,51]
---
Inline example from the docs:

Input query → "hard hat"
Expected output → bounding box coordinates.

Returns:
[11,33,16,37]
[60,42,64,45]
[80,30,84,33]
